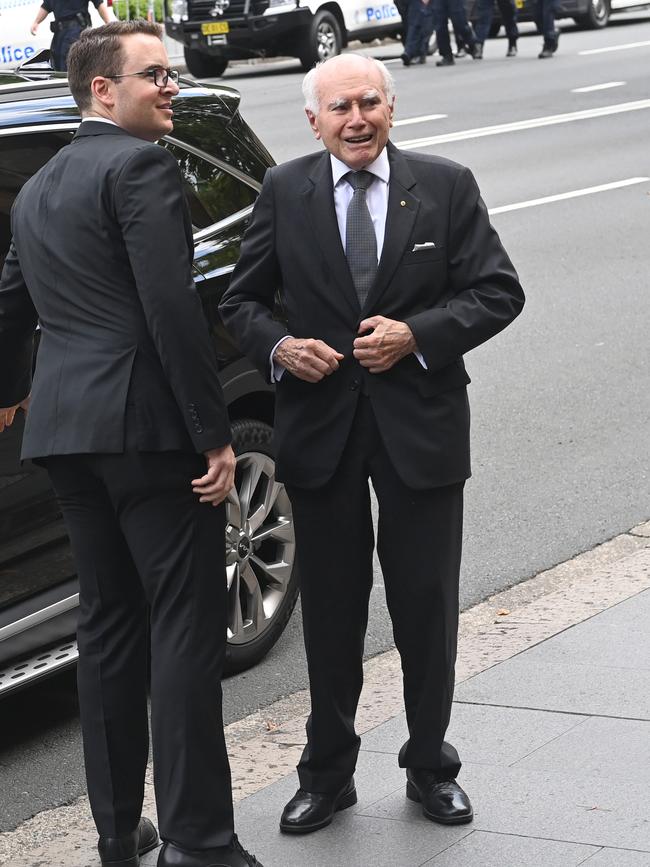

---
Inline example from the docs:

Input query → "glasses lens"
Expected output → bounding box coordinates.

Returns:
[152,67,168,87]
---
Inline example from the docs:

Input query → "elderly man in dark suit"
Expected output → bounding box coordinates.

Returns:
[0,20,261,867]
[219,53,525,836]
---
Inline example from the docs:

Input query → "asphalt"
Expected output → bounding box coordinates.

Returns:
[1,521,648,866]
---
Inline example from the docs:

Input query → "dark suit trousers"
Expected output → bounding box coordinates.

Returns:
[287,396,463,793]
[43,442,234,847]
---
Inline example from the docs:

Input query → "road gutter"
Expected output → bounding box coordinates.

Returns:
[1,521,649,866]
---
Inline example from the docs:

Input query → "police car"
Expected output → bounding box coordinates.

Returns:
[164,0,404,78]
[0,0,112,69]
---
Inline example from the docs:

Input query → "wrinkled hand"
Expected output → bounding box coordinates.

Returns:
[192,444,236,506]
[0,396,30,434]
[274,337,344,383]
[353,316,417,373]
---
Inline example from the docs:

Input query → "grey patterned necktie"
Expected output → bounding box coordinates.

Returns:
[344,170,377,306]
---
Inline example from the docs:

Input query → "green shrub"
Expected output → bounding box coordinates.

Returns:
[112,0,165,22]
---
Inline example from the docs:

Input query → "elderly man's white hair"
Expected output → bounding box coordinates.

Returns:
[302,54,395,114]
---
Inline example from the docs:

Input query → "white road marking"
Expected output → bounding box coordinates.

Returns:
[393,113,448,127]
[571,81,626,93]
[579,40,650,55]
[488,177,649,216]
[396,99,650,149]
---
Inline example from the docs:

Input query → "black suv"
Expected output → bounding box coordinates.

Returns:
[0,63,298,698]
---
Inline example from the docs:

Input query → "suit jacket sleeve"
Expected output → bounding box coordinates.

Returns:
[0,240,37,407]
[405,166,525,371]
[115,145,231,451]
[219,168,289,382]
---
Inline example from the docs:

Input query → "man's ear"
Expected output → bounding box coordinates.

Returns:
[90,75,115,111]
[305,108,321,140]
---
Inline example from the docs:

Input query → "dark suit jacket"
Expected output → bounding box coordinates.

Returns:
[0,121,230,459]
[219,141,524,490]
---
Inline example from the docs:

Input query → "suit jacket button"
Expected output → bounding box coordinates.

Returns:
[350,379,360,391]
[196,425,204,433]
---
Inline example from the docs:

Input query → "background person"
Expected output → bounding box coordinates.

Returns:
[401,0,435,65]
[474,0,518,57]
[30,0,111,71]
[433,0,480,65]
[220,53,524,838]
[0,20,261,867]
[536,0,561,57]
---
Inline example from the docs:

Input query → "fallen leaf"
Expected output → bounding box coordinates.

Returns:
[497,608,511,616]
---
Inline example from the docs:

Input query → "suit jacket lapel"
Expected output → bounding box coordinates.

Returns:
[362,141,419,315]
[302,152,360,317]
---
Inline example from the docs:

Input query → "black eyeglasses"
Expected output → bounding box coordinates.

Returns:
[107,66,179,88]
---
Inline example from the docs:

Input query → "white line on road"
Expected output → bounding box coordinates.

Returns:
[393,113,448,127]
[579,40,650,55]
[571,81,626,93]
[488,177,649,216]
[395,100,650,149]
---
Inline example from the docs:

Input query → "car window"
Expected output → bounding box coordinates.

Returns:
[0,131,74,268]
[162,140,257,231]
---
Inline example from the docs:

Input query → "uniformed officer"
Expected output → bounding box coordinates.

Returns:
[30,0,111,70]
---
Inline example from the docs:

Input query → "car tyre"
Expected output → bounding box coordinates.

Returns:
[299,11,342,71]
[184,47,229,79]
[573,0,610,27]
[224,419,299,674]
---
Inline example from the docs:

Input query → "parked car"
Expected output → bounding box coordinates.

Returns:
[0,59,298,698]
[164,0,404,79]
[466,0,650,33]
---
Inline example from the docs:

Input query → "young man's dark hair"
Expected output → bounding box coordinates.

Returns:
[67,20,162,112]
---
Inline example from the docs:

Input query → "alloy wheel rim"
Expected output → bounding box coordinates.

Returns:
[225,452,295,645]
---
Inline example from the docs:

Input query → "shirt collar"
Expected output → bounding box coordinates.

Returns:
[331,148,390,188]
[80,116,119,126]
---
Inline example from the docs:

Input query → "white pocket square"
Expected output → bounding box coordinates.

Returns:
[412,241,437,251]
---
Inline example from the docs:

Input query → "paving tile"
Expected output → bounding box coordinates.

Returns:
[361,704,587,767]
[584,590,650,628]
[455,654,650,719]
[518,618,650,671]
[421,830,598,866]
[581,847,650,865]
[445,763,650,852]
[514,716,650,778]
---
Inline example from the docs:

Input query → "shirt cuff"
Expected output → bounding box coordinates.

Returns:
[414,351,428,370]
[270,335,291,381]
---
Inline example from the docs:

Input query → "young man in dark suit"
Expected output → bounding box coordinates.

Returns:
[220,53,525,838]
[0,21,261,867]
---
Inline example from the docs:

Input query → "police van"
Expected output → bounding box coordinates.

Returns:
[164,0,404,78]
[0,0,112,70]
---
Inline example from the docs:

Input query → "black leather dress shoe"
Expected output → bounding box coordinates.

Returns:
[280,778,357,834]
[98,817,159,867]
[157,835,262,867]
[406,770,473,825]
[436,55,455,67]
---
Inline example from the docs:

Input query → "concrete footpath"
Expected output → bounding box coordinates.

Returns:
[1,522,649,866]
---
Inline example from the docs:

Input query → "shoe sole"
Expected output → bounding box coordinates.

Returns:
[406,781,474,826]
[279,788,358,834]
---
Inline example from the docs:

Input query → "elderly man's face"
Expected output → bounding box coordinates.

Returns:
[306,57,394,170]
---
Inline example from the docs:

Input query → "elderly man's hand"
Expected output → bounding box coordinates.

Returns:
[0,396,30,434]
[353,316,417,373]
[274,337,344,383]
[192,444,237,506]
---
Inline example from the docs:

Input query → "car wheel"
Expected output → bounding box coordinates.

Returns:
[183,47,229,79]
[299,11,342,71]
[223,419,299,674]
[573,0,610,28]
